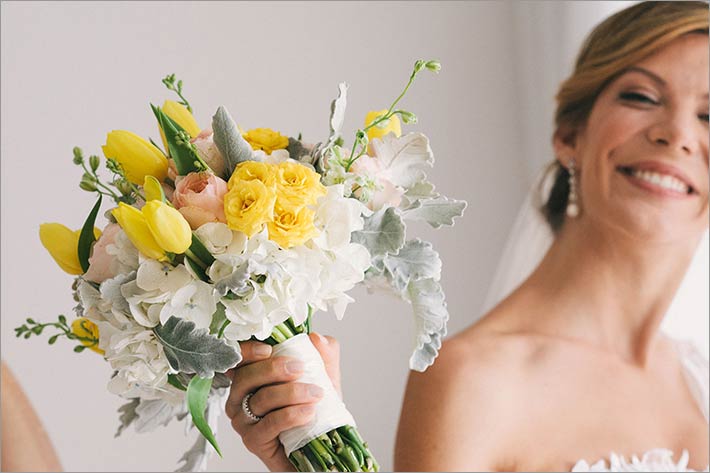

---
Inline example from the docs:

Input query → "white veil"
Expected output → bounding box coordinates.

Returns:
[480,165,710,358]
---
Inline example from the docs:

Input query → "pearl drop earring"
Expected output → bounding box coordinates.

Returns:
[566,158,579,218]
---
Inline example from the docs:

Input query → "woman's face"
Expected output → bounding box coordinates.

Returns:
[557,34,709,244]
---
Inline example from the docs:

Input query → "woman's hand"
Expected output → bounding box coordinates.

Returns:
[225,332,341,471]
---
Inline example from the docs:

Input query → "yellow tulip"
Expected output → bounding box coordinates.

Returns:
[71,318,104,355]
[365,110,401,142]
[160,100,201,152]
[102,130,169,185]
[143,175,166,202]
[39,223,101,275]
[112,203,166,260]
[142,200,193,254]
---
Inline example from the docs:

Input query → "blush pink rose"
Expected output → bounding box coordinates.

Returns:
[191,128,226,178]
[84,223,121,283]
[351,155,404,211]
[172,172,228,230]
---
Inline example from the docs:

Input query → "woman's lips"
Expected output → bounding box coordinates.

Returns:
[616,165,695,198]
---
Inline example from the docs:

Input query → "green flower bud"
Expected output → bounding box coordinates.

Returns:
[73,146,84,165]
[425,60,442,73]
[89,155,100,172]
[398,110,418,124]
[414,59,426,73]
[79,179,98,192]
[116,178,133,196]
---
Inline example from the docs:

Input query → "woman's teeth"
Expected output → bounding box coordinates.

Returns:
[631,169,690,194]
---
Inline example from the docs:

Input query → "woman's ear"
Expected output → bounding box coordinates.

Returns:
[552,124,578,167]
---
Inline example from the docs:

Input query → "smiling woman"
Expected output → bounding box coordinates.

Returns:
[395,2,709,472]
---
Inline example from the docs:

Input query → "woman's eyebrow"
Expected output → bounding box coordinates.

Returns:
[623,66,667,86]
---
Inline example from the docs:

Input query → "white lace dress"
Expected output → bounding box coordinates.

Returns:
[572,340,709,472]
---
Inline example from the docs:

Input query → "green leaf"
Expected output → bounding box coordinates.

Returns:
[211,106,257,177]
[189,233,216,267]
[187,376,222,457]
[151,104,203,176]
[78,195,102,272]
[153,316,242,378]
[351,207,406,256]
[168,373,187,391]
[208,304,227,336]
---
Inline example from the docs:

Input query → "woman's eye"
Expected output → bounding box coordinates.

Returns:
[699,112,709,123]
[619,91,658,105]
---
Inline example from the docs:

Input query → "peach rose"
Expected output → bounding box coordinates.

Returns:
[191,128,226,178]
[84,223,121,283]
[172,172,228,230]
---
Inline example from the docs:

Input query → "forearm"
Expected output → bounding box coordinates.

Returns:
[1,362,62,472]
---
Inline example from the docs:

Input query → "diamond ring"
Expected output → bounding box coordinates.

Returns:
[241,392,263,424]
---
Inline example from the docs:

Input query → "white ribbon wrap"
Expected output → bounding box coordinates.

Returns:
[271,333,356,457]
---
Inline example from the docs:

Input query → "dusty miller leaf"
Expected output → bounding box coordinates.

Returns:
[327,83,348,146]
[351,207,405,257]
[175,392,224,472]
[382,239,442,292]
[134,398,183,433]
[114,398,139,437]
[153,316,242,378]
[400,196,467,228]
[212,106,258,177]
[406,278,449,372]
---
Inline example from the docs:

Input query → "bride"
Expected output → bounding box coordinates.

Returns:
[225,2,709,471]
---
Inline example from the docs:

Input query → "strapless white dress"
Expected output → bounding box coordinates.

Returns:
[572,340,709,472]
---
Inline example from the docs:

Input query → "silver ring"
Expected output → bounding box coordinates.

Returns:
[241,392,263,424]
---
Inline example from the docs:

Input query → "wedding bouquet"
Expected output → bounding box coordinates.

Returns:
[17,60,466,472]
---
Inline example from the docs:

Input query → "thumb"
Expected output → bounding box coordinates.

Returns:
[309,332,342,397]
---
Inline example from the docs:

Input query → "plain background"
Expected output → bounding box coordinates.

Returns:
[1,1,706,472]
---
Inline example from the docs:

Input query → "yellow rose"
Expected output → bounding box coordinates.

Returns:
[242,128,289,155]
[71,318,104,355]
[160,100,201,153]
[276,161,326,207]
[365,110,402,142]
[224,179,277,237]
[39,223,101,275]
[102,130,168,185]
[228,161,276,190]
[267,203,317,249]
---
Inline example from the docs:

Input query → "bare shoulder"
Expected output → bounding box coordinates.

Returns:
[394,318,548,471]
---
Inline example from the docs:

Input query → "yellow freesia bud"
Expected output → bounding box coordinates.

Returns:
[224,179,277,237]
[160,100,201,152]
[267,203,317,249]
[142,200,193,254]
[39,223,101,275]
[242,128,289,155]
[71,318,104,355]
[365,110,401,142]
[143,175,165,202]
[102,130,169,185]
[112,203,166,260]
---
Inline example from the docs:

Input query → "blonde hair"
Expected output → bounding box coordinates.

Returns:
[543,1,709,232]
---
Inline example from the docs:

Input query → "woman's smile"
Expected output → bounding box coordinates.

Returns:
[616,161,698,199]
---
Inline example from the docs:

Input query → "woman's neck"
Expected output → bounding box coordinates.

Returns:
[521,217,701,366]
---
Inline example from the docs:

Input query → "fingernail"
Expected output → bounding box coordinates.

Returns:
[316,333,329,345]
[254,344,272,357]
[285,360,304,374]
[308,385,324,398]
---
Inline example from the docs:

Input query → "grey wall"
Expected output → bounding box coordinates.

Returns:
[5,2,700,473]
